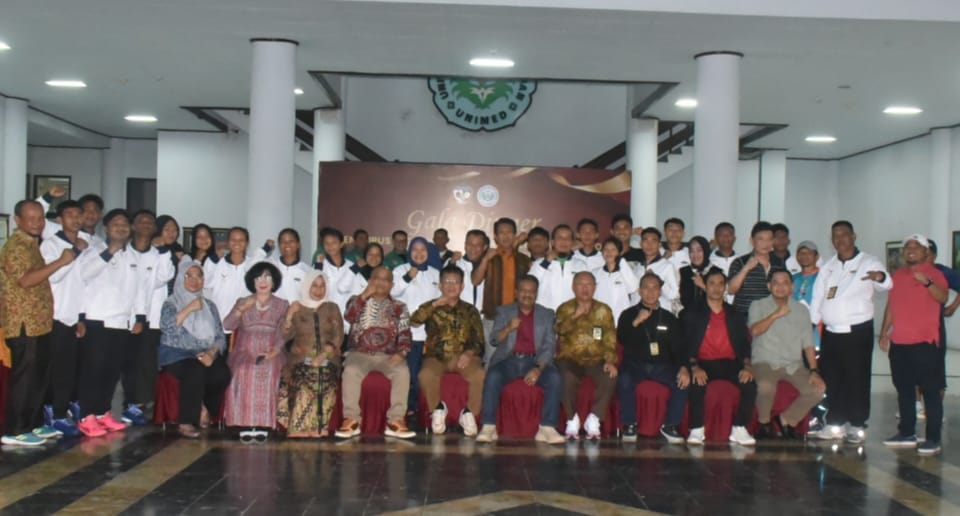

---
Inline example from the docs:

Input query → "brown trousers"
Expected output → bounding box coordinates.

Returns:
[753,362,824,425]
[557,359,616,419]
[418,355,485,415]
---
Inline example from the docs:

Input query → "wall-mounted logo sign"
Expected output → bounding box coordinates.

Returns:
[428,78,537,132]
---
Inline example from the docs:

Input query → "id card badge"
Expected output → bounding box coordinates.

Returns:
[592,327,603,340]
[826,286,838,299]
[649,341,660,356]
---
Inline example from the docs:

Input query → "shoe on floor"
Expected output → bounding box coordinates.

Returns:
[584,413,602,440]
[812,424,844,441]
[844,426,866,444]
[97,412,127,432]
[476,424,498,443]
[535,425,566,445]
[178,424,201,439]
[385,419,416,439]
[687,427,705,445]
[882,433,918,447]
[52,418,81,438]
[1,433,46,447]
[122,404,146,426]
[68,401,81,421]
[335,418,360,439]
[77,415,107,437]
[431,402,448,435]
[622,423,638,442]
[565,414,581,440]
[660,424,684,444]
[918,441,942,456]
[729,426,756,446]
[459,408,478,437]
[32,425,63,439]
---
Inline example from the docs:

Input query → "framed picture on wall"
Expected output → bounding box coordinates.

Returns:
[952,231,960,274]
[31,175,72,214]
[0,213,8,249]
[886,240,904,273]
[181,226,232,257]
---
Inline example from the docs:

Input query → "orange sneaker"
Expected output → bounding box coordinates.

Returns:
[77,415,107,437]
[385,419,415,439]
[97,412,127,432]
[335,417,360,439]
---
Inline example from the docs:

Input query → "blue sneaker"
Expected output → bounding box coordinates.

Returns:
[68,401,81,420]
[52,418,82,438]
[2,433,46,446]
[122,404,146,426]
[32,425,63,439]
[43,404,54,427]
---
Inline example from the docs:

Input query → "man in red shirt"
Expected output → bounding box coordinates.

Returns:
[681,268,757,446]
[880,234,948,455]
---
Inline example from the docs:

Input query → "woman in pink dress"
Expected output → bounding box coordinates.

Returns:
[223,261,288,441]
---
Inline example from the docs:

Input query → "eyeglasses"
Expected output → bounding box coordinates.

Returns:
[254,274,273,283]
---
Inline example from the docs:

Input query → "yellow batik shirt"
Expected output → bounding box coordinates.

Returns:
[554,298,617,366]
[0,230,54,338]
[411,300,485,361]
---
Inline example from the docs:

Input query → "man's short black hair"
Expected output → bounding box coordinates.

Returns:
[751,221,775,238]
[55,200,82,218]
[831,220,854,233]
[551,224,574,240]
[640,271,664,287]
[493,217,517,234]
[392,229,408,239]
[641,227,662,240]
[527,226,549,240]
[611,213,633,228]
[320,227,344,242]
[434,228,448,236]
[14,199,41,217]
[766,267,793,283]
[77,194,104,211]
[714,222,735,234]
[704,267,727,283]
[103,208,132,226]
[229,226,250,242]
[602,237,623,254]
[517,274,539,290]
[576,218,599,232]
[771,223,789,235]
[440,264,464,282]
[663,217,685,230]
[132,209,156,221]
[465,229,490,246]
[353,228,368,239]
[245,261,282,293]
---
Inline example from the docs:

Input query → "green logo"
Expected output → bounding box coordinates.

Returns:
[428,78,537,132]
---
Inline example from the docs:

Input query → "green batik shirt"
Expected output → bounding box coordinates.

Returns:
[410,300,485,361]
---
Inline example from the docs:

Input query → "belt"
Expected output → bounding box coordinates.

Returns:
[513,352,536,358]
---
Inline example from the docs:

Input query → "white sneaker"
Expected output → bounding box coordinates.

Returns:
[459,409,478,437]
[813,424,844,440]
[476,424,498,443]
[565,414,581,440]
[431,402,448,435]
[844,425,865,444]
[535,425,566,445]
[687,427,705,445]
[729,426,756,446]
[584,413,601,440]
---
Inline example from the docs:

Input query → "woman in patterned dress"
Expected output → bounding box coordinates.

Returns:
[222,261,288,441]
[277,271,343,438]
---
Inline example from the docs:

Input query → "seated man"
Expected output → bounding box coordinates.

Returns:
[749,268,826,439]
[682,268,757,446]
[336,266,416,439]
[555,271,618,440]
[411,265,486,436]
[617,273,689,443]
[478,275,565,444]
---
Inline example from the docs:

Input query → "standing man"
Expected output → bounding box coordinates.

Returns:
[524,226,550,262]
[634,228,681,314]
[792,240,822,349]
[530,224,588,311]
[709,222,738,277]
[555,272,618,440]
[728,222,785,325]
[749,269,826,439]
[383,230,409,270]
[573,218,604,271]
[478,275,565,444]
[433,228,455,265]
[472,218,532,365]
[927,240,960,406]
[2,200,76,446]
[663,218,690,271]
[450,229,489,310]
[809,221,891,443]
[772,224,800,274]
[343,229,369,264]
[610,213,645,267]
[880,234,947,455]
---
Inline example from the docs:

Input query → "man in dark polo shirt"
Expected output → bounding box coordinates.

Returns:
[727,221,784,325]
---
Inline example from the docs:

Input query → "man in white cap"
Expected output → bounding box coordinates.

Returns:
[880,234,947,455]
[808,221,891,444]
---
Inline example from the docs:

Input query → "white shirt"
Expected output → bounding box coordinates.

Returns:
[317,256,356,331]
[593,258,640,325]
[337,264,369,299]
[454,258,484,310]
[79,243,150,330]
[665,247,691,271]
[392,264,440,341]
[530,254,590,311]
[809,251,892,333]
[267,255,313,304]
[29,195,102,245]
[710,249,738,304]
[130,244,176,329]
[782,254,824,275]
[206,249,268,325]
[40,232,92,326]
[573,248,605,272]
[631,257,681,314]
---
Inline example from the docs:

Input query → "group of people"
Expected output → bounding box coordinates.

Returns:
[0,188,952,456]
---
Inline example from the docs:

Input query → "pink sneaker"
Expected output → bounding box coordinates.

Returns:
[97,412,127,432]
[77,415,107,437]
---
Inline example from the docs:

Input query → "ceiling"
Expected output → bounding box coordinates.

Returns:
[1,0,959,159]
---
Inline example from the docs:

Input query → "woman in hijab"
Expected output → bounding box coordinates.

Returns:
[277,271,344,438]
[337,242,384,297]
[678,235,715,315]
[158,256,232,438]
[391,236,441,417]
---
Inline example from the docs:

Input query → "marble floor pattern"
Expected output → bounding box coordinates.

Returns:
[0,392,957,515]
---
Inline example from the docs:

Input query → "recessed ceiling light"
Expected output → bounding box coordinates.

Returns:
[124,114,158,123]
[675,98,698,108]
[45,79,87,88]
[883,106,922,115]
[469,57,515,68]
[0,41,10,51]
[294,87,304,95]
[805,135,836,143]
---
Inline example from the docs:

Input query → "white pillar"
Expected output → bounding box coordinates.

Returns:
[930,127,952,253]
[758,150,787,222]
[693,51,742,236]
[101,138,126,210]
[2,98,28,214]
[312,107,346,255]
[0,99,6,209]
[247,38,297,246]
[625,116,658,228]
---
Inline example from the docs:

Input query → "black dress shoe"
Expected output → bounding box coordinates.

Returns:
[756,423,777,440]
[779,417,803,440]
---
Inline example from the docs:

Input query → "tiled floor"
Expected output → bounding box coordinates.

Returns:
[0,391,957,515]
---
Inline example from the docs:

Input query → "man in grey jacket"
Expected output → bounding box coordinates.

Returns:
[477,274,565,444]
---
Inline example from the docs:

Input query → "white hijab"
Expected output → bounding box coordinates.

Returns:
[299,270,330,310]
[170,255,217,342]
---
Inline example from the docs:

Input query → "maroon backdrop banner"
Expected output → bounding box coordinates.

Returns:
[317,162,630,247]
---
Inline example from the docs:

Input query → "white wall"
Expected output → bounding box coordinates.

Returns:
[784,159,839,249]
